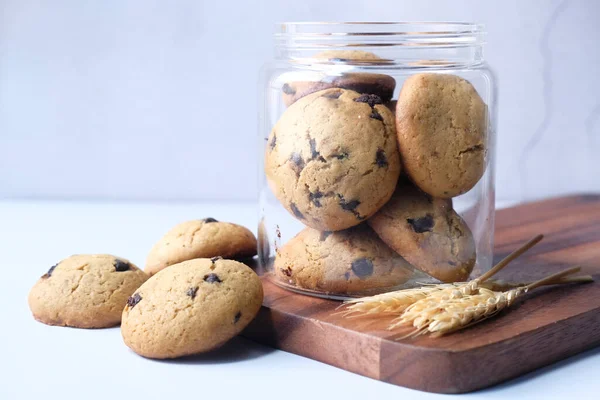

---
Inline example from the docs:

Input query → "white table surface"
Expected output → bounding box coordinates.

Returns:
[2,199,599,400]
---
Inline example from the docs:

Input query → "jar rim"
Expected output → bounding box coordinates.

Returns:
[276,21,485,48]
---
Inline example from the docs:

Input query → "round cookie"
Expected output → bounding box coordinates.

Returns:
[121,258,263,359]
[145,219,257,276]
[273,224,415,295]
[265,88,401,231]
[28,254,148,328]
[368,184,476,282]
[282,50,396,106]
[396,73,487,198]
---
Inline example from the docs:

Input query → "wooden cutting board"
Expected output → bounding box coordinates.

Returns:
[242,194,600,393]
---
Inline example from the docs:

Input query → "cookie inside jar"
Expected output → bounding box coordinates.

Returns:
[259,23,495,298]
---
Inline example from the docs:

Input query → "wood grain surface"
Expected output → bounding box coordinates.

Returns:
[242,195,600,393]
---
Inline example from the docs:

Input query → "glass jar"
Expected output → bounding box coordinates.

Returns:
[258,22,496,299]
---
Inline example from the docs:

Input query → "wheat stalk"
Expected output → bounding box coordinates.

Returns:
[394,266,589,338]
[340,234,544,318]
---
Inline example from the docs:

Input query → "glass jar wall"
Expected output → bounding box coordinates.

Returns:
[258,22,496,299]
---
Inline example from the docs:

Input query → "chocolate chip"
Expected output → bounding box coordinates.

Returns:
[234,311,242,324]
[344,272,350,280]
[186,286,199,299]
[319,231,332,241]
[339,196,360,212]
[204,273,222,283]
[43,263,58,278]
[309,190,324,207]
[281,267,292,277]
[211,256,222,262]
[407,214,435,233]
[375,149,388,168]
[354,94,383,107]
[308,139,325,161]
[282,83,296,95]
[338,194,365,220]
[290,152,305,175]
[322,91,342,99]
[203,217,218,223]
[351,258,374,278]
[290,202,305,220]
[269,134,277,150]
[448,261,457,266]
[114,259,131,272]
[333,152,349,160]
[127,293,142,308]
[370,109,383,121]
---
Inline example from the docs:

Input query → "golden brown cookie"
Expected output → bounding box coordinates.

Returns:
[121,258,263,359]
[368,184,476,282]
[273,225,415,295]
[28,254,148,328]
[265,88,401,231]
[282,50,396,106]
[145,219,257,276]
[396,73,487,198]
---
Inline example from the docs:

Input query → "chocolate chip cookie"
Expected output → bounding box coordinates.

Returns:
[28,254,148,328]
[281,50,396,106]
[396,73,487,198]
[273,224,415,295]
[121,258,263,359]
[368,184,476,282]
[265,88,401,231]
[145,219,257,276]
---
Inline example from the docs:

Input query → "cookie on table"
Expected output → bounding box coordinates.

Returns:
[273,225,415,295]
[145,219,257,276]
[265,88,401,231]
[28,254,148,328]
[368,184,476,283]
[395,73,487,198]
[282,50,396,106]
[121,258,263,359]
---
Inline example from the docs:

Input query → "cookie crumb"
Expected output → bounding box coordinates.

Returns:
[127,293,142,308]
[114,259,131,272]
[204,273,222,283]
[186,286,199,299]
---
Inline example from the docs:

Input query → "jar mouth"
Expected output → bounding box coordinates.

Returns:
[275,22,485,67]
[276,21,485,48]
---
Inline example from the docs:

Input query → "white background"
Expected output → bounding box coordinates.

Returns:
[0,0,599,203]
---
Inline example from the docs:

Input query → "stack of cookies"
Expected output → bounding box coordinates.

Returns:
[265,51,487,295]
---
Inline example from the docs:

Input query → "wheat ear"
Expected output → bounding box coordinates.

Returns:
[340,234,544,318]
[395,267,585,338]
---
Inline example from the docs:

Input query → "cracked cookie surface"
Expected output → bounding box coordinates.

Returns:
[273,225,415,295]
[396,73,487,198]
[281,50,396,107]
[121,258,263,359]
[145,219,257,276]
[28,254,148,328]
[368,184,476,282]
[265,88,401,231]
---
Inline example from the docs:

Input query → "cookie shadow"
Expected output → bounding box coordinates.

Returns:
[154,336,276,365]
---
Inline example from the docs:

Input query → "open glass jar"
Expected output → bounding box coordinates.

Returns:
[258,22,496,299]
